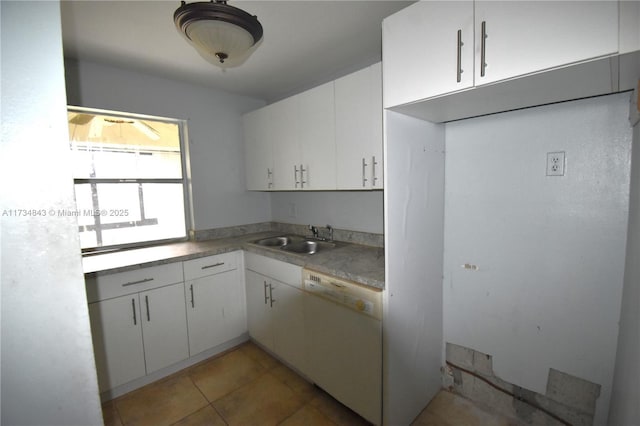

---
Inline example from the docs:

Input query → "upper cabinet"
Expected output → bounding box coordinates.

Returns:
[243,66,383,191]
[473,1,618,86]
[247,82,336,191]
[244,106,274,191]
[293,82,336,190]
[383,1,474,108]
[271,97,302,190]
[335,63,383,189]
[383,1,633,121]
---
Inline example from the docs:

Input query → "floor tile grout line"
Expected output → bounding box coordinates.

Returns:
[275,401,339,426]
[183,371,232,425]
[209,401,230,426]
[112,402,125,426]
[188,357,272,407]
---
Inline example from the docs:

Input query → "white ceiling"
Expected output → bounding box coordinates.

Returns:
[60,0,413,103]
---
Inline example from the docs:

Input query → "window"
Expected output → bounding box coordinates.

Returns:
[67,107,191,252]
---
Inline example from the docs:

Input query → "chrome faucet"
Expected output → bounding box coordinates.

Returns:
[309,224,333,241]
[325,224,333,241]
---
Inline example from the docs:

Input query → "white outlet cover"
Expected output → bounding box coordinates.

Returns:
[546,151,566,176]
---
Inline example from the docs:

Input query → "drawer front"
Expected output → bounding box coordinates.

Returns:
[183,251,238,281]
[86,262,184,303]
[244,252,302,289]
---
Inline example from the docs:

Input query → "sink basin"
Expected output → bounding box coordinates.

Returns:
[281,240,335,255]
[252,235,336,255]
[253,235,306,247]
[253,236,292,247]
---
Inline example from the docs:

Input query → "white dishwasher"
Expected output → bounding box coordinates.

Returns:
[303,269,383,425]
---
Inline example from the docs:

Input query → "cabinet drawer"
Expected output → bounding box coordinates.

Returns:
[244,252,302,289]
[86,262,183,303]
[183,251,238,281]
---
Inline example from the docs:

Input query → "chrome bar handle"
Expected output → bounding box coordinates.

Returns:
[190,284,195,308]
[267,168,273,189]
[456,29,464,83]
[132,298,137,325]
[202,262,224,270]
[300,164,307,188]
[294,165,300,188]
[362,158,369,188]
[145,295,150,322]
[122,277,153,287]
[480,21,487,77]
[269,283,275,307]
[263,281,269,304]
[372,156,379,186]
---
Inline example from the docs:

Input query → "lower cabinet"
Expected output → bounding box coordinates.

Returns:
[88,281,189,392]
[245,253,307,375]
[86,251,245,394]
[184,252,245,356]
[140,283,190,374]
[245,270,273,349]
[88,294,146,392]
[245,253,383,425]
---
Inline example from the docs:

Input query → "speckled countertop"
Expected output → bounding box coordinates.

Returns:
[83,231,385,289]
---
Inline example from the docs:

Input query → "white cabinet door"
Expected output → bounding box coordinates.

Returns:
[186,269,245,356]
[383,1,474,108]
[88,295,146,392]
[245,255,308,375]
[243,107,273,191]
[272,83,336,191]
[271,98,300,190]
[298,82,336,190]
[335,63,383,189]
[245,270,274,351]
[270,280,308,375]
[139,283,189,374]
[370,63,383,190]
[474,1,618,86]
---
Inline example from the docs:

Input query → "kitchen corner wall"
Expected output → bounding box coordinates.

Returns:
[608,116,640,425]
[443,93,632,425]
[270,191,384,234]
[64,59,270,231]
[1,2,102,424]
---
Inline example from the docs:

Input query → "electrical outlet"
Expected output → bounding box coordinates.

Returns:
[288,203,297,218]
[546,151,565,176]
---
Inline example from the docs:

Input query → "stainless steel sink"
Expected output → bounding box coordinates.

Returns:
[280,240,335,255]
[253,236,294,247]
[253,235,306,246]
[252,235,335,255]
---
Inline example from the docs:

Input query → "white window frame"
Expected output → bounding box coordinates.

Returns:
[68,106,194,253]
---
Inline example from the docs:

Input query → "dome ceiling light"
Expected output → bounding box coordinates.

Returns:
[174,1,263,68]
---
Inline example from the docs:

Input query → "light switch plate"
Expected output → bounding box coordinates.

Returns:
[546,151,565,176]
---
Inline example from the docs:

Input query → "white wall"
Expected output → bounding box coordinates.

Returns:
[270,191,383,234]
[0,2,103,424]
[443,93,632,425]
[608,118,640,425]
[64,59,270,231]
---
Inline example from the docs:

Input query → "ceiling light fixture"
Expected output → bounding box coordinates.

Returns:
[174,1,263,68]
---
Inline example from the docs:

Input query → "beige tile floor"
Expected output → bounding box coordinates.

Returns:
[102,341,514,426]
